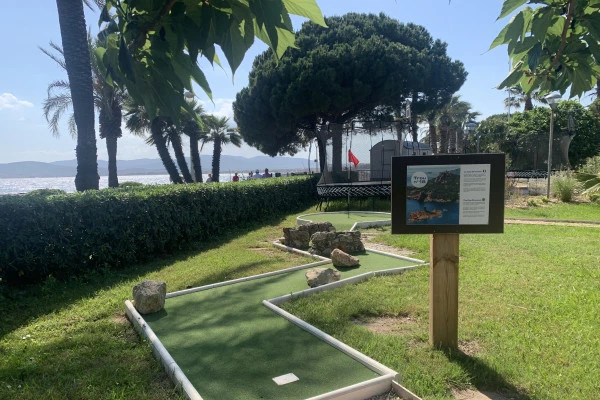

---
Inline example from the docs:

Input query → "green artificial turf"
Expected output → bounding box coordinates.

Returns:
[300,212,391,231]
[144,251,420,400]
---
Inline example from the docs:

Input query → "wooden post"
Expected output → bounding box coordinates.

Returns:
[429,233,459,349]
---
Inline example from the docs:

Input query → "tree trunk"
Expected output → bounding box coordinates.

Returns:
[411,93,419,142]
[56,0,98,191]
[456,126,464,154]
[212,136,222,182]
[171,132,193,183]
[151,118,182,183]
[331,123,343,174]
[189,131,202,182]
[106,135,119,188]
[99,98,122,188]
[524,95,534,111]
[439,122,448,154]
[448,127,457,154]
[317,135,326,173]
[428,120,438,154]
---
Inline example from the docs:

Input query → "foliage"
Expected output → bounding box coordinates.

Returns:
[234,13,466,158]
[551,170,580,202]
[578,154,600,174]
[483,101,600,170]
[200,115,241,182]
[118,181,145,188]
[97,0,326,123]
[23,188,67,198]
[0,176,318,285]
[435,95,479,153]
[492,0,600,98]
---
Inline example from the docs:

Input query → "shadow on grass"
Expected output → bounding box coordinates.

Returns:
[444,348,531,400]
[0,209,301,337]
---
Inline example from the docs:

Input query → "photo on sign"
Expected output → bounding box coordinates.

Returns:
[406,165,460,225]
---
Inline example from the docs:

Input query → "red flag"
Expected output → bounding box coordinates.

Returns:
[348,150,360,167]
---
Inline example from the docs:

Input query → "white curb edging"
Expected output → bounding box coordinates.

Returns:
[307,374,396,400]
[125,300,203,400]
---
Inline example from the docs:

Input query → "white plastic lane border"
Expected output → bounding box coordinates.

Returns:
[297,211,392,231]
[265,245,426,400]
[125,300,204,400]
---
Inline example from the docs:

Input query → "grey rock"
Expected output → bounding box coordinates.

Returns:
[309,230,365,257]
[282,228,311,249]
[133,280,166,314]
[331,248,360,268]
[305,267,341,288]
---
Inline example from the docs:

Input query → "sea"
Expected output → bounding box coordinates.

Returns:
[0,173,239,195]
[406,199,460,225]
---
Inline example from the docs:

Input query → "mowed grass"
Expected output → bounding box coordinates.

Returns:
[504,200,600,221]
[283,221,600,399]
[0,211,313,400]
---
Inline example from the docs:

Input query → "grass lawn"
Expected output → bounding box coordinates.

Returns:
[504,199,600,221]
[1,201,599,399]
[284,221,600,399]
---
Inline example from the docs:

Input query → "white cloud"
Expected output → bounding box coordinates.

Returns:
[0,93,34,110]
[199,98,236,126]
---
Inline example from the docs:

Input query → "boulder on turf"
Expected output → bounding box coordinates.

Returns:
[331,249,360,268]
[298,222,335,236]
[305,267,341,288]
[133,280,167,314]
[309,231,365,257]
[282,228,311,249]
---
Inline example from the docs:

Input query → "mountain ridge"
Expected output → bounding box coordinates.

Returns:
[0,155,312,178]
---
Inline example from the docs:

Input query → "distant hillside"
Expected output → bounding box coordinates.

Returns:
[0,155,311,179]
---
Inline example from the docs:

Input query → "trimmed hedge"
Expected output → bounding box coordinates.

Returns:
[0,175,318,284]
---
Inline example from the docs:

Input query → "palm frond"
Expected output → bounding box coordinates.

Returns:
[39,43,66,70]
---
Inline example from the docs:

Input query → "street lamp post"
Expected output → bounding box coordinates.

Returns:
[544,93,561,198]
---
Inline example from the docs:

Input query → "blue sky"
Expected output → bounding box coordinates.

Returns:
[1,0,528,164]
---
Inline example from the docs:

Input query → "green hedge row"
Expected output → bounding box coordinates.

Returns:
[0,176,318,285]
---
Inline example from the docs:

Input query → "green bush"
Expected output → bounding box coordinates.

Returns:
[0,176,318,284]
[23,188,67,197]
[118,181,145,189]
[551,171,580,203]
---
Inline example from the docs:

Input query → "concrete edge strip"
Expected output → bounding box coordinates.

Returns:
[306,374,396,400]
[125,300,203,400]
[272,241,331,262]
[262,299,398,378]
[166,258,330,299]
[352,220,392,230]
[268,265,421,306]
[392,380,423,400]
[363,247,427,265]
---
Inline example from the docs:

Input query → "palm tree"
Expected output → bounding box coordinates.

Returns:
[55,0,98,191]
[504,86,545,112]
[180,100,206,182]
[201,116,242,182]
[437,95,479,154]
[123,100,183,184]
[165,124,194,183]
[42,37,125,188]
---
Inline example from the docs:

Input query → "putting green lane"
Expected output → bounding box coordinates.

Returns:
[144,252,417,400]
[300,212,390,231]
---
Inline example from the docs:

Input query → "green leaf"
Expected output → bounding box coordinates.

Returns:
[220,18,253,74]
[497,0,527,20]
[505,11,526,50]
[531,6,554,43]
[282,0,326,27]
[118,36,135,82]
[527,42,542,71]
[498,61,525,89]
[581,12,600,42]
[569,61,594,98]
[489,23,511,50]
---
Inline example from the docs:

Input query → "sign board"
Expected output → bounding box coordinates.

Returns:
[392,154,505,234]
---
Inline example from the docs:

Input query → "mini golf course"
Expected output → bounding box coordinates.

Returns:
[297,212,391,231]
[126,214,423,400]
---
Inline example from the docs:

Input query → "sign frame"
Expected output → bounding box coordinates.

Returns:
[392,154,505,234]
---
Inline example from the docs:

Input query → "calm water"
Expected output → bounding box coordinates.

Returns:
[0,173,238,195]
[406,199,460,225]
